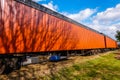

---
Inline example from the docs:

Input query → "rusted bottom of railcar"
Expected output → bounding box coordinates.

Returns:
[0,48,117,74]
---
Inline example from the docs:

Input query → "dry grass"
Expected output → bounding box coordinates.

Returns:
[0,50,118,80]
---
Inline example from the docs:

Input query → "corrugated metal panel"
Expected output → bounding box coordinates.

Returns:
[15,0,101,35]
[75,25,105,49]
[106,36,117,48]
[0,0,115,54]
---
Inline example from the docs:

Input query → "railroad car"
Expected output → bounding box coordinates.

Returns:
[0,0,117,74]
[105,36,117,49]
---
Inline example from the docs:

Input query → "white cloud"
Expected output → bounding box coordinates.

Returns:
[93,4,120,25]
[62,8,96,22]
[32,0,58,11]
[32,0,46,2]
[86,23,120,40]
[42,1,58,11]
[87,4,120,39]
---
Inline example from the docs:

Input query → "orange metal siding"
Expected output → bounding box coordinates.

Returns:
[71,25,105,49]
[106,36,117,48]
[0,0,106,54]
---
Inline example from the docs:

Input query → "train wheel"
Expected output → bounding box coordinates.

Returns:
[15,58,22,70]
[7,58,21,70]
[3,58,22,74]
[0,60,5,74]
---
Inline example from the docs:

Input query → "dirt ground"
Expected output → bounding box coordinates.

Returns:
[0,50,117,80]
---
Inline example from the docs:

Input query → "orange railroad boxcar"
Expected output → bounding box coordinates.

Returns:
[0,0,106,54]
[0,0,117,74]
[105,36,117,48]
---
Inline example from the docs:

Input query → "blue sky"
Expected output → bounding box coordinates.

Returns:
[32,0,120,40]
[38,0,120,13]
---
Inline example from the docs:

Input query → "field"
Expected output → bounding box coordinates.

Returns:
[0,50,120,80]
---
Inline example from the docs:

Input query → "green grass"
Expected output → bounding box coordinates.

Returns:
[45,53,120,80]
